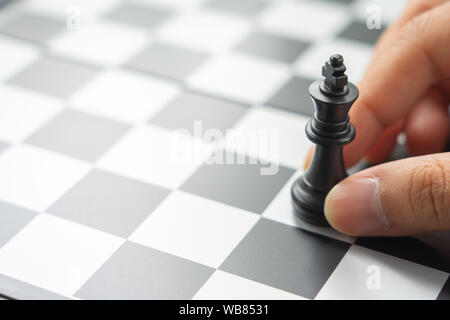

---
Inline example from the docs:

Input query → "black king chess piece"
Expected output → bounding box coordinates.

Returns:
[291,54,359,226]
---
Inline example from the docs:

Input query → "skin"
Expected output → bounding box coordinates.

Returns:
[304,0,450,236]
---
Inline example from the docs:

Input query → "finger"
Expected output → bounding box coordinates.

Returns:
[380,0,449,36]
[343,1,450,167]
[305,1,449,170]
[373,0,450,66]
[303,146,314,170]
[325,152,450,236]
[364,119,405,164]
[405,88,450,156]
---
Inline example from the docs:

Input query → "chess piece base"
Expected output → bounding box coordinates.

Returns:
[291,175,330,227]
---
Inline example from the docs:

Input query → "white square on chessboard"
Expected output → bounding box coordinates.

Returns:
[0,214,123,297]
[0,144,90,212]
[130,191,259,268]
[193,270,307,300]
[70,69,180,124]
[50,21,149,67]
[352,0,408,25]
[188,53,290,105]
[224,106,309,169]
[315,245,449,300]
[0,85,63,142]
[26,0,121,22]
[295,39,373,83]
[0,35,39,82]
[97,125,213,189]
[157,8,251,53]
[259,0,348,41]
[262,170,356,244]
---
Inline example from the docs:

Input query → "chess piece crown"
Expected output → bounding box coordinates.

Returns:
[321,54,349,96]
[307,54,357,146]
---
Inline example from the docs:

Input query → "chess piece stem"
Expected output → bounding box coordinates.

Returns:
[291,54,359,226]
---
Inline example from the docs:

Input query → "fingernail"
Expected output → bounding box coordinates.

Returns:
[324,177,389,235]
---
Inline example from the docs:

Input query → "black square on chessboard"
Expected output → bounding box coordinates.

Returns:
[0,12,64,44]
[149,91,248,137]
[220,218,351,298]
[181,151,294,214]
[207,0,269,16]
[0,141,9,154]
[104,2,173,29]
[0,0,14,10]
[26,109,130,162]
[355,235,450,274]
[267,76,316,116]
[8,56,98,98]
[0,274,69,300]
[437,277,450,300]
[125,42,209,81]
[316,0,355,3]
[48,170,170,238]
[0,201,36,249]
[235,31,310,63]
[338,20,385,45]
[75,241,214,300]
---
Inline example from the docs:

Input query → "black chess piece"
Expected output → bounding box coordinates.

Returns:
[291,54,359,226]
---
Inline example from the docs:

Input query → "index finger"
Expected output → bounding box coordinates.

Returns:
[343,1,450,167]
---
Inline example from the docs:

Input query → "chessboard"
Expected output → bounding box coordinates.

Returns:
[0,0,448,300]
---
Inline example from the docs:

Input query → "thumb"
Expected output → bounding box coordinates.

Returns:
[324,153,450,236]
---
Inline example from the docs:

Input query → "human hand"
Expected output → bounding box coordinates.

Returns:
[305,0,450,236]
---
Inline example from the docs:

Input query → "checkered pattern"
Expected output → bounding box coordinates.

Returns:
[0,0,448,300]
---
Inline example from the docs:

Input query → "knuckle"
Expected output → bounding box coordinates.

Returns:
[398,11,446,81]
[408,159,450,226]
[391,16,423,51]
[398,8,434,43]
[410,0,433,14]
[404,14,427,39]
